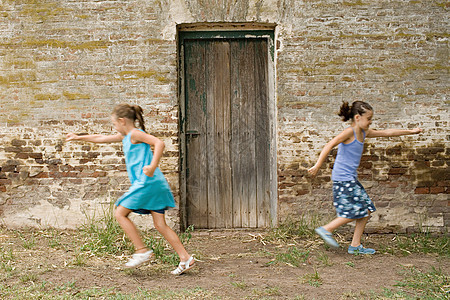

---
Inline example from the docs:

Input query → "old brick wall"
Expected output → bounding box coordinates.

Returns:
[0,0,180,228]
[275,1,449,233]
[0,0,448,232]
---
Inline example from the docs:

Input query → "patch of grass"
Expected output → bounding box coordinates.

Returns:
[72,252,87,266]
[253,286,281,297]
[0,246,15,279]
[0,280,212,299]
[79,205,195,266]
[0,246,14,262]
[272,247,310,267]
[302,269,323,287]
[22,236,35,250]
[79,205,134,255]
[317,251,332,266]
[19,273,38,283]
[380,233,449,257]
[345,261,355,268]
[144,225,194,266]
[382,267,449,299]
[266,215,322,242]
[54,280,77,292]
[45,229,63,249]
[230,281,248,289]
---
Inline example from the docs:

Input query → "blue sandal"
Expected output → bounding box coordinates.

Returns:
[348,244,375,255]
[315,227,340,248]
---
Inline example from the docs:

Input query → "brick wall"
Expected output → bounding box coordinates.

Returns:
[0,0,448,232]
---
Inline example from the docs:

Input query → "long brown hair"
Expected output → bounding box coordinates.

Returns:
[112,103,146,132]
[338,101,373,121]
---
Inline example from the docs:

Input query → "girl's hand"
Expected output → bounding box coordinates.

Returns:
[411,128,423,134]
[308,165,320,178]
[66,133,79,141]
[143,165,156,177]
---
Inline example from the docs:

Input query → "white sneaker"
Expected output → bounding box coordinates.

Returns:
[125,250,153,268]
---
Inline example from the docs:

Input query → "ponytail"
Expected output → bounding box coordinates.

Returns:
[112,103,146,132]
[132,105,146,132]
[338,101,352,121]
[338,101,373,122]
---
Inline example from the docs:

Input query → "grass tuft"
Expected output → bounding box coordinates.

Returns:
[302,269,323,287]
[272,247,310,267]
[384,266,449,299]
[266,215,322,242]
[379,233,449,257]
[78,205,195,266]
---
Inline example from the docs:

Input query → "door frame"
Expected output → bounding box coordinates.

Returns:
[177,23,277,229]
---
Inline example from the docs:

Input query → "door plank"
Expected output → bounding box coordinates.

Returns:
[245,40,258,228]
[218,41,233,228]
[230,41,242,228]
[254,39,270,227]
[185,40,208,228]
[206,41,218,228]
[209,41,232,228]
[231,39,257,228]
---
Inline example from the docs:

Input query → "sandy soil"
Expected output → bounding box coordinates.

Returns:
[0,228,448,299]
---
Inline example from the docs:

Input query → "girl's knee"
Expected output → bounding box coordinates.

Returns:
[114,207,129,220]
[153,220,167,232]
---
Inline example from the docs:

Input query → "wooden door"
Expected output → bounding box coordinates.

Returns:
[182,35,271,228]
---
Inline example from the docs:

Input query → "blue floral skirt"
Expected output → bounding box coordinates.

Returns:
[332,180,376,219]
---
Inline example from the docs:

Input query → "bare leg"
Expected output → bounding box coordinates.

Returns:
[351,216,370,247]
[323,217,354,233]
[114,205,148,253]
[151,211,191,263]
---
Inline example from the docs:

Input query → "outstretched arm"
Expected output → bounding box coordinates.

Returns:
[66,133,123,143]
[308,128,353,178]
[131,129,165,177]
[366,128,422,138]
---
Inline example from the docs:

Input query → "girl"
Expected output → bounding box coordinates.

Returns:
[308,101,422,254]
[66,104,195,274]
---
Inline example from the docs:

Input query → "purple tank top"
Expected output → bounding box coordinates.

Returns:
[331,128,365,181]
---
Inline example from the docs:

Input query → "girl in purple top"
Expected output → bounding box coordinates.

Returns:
[308,101,422,254]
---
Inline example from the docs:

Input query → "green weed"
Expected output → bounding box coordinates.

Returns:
[46,229,63,249]
[22,236,35,250]
[266,215,321,242]
[253,286,281,296]
[143,225,194,266]
[397,233,449,256]
[0,280,211,299]
[78,205,195,266]
[302,269,323,287]
[380,233,449,257]
[0,247,15,278]
[317,251,332,266]
[72,252,87,266]
[231,281,248,289]
[393,266,449,299]
[79,205,134,255]
[0,246,14,262]
[19,273,38,283]
[272,247,310,267]
[345,261,355,268]
[380,266,449,299]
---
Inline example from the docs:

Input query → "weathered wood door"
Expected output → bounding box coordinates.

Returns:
[181,32,272,228]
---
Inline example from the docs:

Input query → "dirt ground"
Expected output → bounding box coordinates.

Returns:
[0,228,448,299]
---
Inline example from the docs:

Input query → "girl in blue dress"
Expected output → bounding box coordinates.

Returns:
[308,101,422,254]
[67,104,194,274]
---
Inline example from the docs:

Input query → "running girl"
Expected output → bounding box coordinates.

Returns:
[66,104,194,274]
[308,101,422,254]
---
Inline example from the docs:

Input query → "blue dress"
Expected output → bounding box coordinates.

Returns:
[115,129,175,213]
[331,128,376,219]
